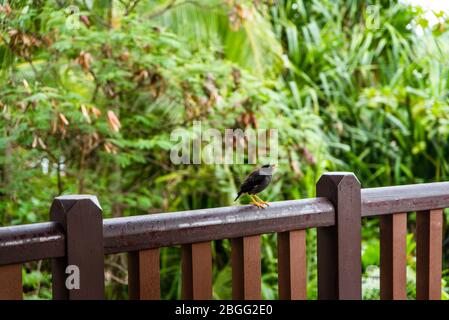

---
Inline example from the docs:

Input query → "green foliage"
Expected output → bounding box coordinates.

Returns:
[1,0,448,299]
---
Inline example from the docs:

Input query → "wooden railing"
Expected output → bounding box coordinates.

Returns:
[0,172,447,300]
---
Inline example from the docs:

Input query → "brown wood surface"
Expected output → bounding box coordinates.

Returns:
[0,222,65,266]
[181,242,212,300]
[128,249,160,300]
[232,235,261,300]
[277,230,307,300]
[316,173,362,300]
[380,213,407,300]
[50,195,105,299]
[416,209,443,300]
[0,264,22,300]
[103,198,335,254]
[362,182,449,217]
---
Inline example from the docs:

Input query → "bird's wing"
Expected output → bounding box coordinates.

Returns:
[239,169,265,193]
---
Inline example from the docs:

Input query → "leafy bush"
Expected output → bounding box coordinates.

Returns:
[1,0,448,299]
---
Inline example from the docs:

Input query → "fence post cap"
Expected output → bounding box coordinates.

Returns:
[53,194,102,211]
[317,172,360,187]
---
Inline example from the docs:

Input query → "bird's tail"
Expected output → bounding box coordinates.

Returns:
[234,192,242,202]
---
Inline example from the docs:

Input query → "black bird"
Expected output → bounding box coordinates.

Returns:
[234,164,277,208]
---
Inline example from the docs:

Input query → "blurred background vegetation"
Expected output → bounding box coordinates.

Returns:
[1,0,449,299]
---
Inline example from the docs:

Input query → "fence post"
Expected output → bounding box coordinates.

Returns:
[50,195,105,299]
[316,172,361,300]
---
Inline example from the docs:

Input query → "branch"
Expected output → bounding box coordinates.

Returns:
[146,0,226,20]
[147,0,177,19]
[120,0,141,16]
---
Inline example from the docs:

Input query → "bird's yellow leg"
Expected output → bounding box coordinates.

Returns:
[254,194,269,206]
[249,195,264,208]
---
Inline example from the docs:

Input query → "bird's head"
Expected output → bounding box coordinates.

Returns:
[260,164,277,175]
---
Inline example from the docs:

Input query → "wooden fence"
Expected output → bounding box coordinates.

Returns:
[0,172,447,300]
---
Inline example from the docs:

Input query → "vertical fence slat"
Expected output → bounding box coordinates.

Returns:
[50,195,105,300]
[0,264,22,300]
[128,249,160,300]
[416,209,443,300]
[232,235,261,300]
[380,213,407,300]
[316,172,362,300]
[277,230,307,300]
[182,242,212,299]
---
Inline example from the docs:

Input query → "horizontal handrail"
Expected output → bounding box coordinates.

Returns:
[1,181,448,265]
[362,182,449,217]
[0,222,65,265]
[0,198,334,264]
[103,198,334,254]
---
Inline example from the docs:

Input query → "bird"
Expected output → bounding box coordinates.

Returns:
[234,164,277,208]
